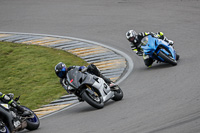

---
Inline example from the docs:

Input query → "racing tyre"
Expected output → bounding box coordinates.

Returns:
[112,86,123,101]
[22,106,40,131]
[158,51,177,66]
[81,89,104,109]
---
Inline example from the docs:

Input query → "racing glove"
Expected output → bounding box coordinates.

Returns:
[133,49,143,56]
[79,66,87,72]
[168,40,174,46]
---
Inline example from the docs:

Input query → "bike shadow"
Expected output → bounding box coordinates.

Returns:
[73,100,119,113]
[139,63,176,71]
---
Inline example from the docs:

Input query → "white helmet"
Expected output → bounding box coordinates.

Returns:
[126,30,137,42]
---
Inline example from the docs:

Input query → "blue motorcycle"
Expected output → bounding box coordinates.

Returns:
[141,35,178,66]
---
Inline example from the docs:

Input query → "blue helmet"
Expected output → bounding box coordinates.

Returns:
[55,62,67,78]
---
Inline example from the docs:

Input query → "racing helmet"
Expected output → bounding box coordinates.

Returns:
[126,30,137,42]
[55,62,67,78]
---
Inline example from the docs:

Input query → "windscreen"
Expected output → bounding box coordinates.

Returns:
[66,68,87,88]
[141,36,149,46]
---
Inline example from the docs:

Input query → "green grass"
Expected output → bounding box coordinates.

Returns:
[0,42,88,109]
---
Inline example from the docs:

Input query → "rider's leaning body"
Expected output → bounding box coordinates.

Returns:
[126,30,179,67]
[0,92,31,116]
[55,63,115,94]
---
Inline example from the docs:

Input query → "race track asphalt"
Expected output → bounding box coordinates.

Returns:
[0,0,200,133]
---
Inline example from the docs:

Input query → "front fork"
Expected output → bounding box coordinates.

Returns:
[85,85,99,97]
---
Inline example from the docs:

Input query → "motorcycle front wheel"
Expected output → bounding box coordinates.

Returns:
[158,51,177,66]
[81,89,104,109]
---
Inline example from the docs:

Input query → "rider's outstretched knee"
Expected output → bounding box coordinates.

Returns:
[144,58,154,67]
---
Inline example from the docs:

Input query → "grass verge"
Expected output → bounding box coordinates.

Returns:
[0,41,88,110]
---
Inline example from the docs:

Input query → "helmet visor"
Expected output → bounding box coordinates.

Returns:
[128,37,135,42]
[57,67,66,78]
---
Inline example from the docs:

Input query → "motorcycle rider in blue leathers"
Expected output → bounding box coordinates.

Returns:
[126,30,179,67]
[0,92,31,116]
[55,62,115,95]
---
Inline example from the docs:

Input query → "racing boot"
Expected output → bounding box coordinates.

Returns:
[78,97,84,102]
[109,82,117,88]
[21,110,32,117]
[100,74,114,87]
[17,106,32,117]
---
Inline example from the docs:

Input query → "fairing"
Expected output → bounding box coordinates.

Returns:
[66,68,95,89]
[66,68,114,102]
[141,35,176,61]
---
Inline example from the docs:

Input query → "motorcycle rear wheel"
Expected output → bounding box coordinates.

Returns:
[21,106,40,131]
[158,51,177,66]
[112,86,123,101]
[81,90,104,109]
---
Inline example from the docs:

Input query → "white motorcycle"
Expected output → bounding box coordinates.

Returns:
[65,67,123,109]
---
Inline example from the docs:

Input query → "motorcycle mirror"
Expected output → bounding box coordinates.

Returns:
[14,95,20,102]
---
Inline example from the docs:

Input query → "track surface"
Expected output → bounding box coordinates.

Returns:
[1,0,200,133]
